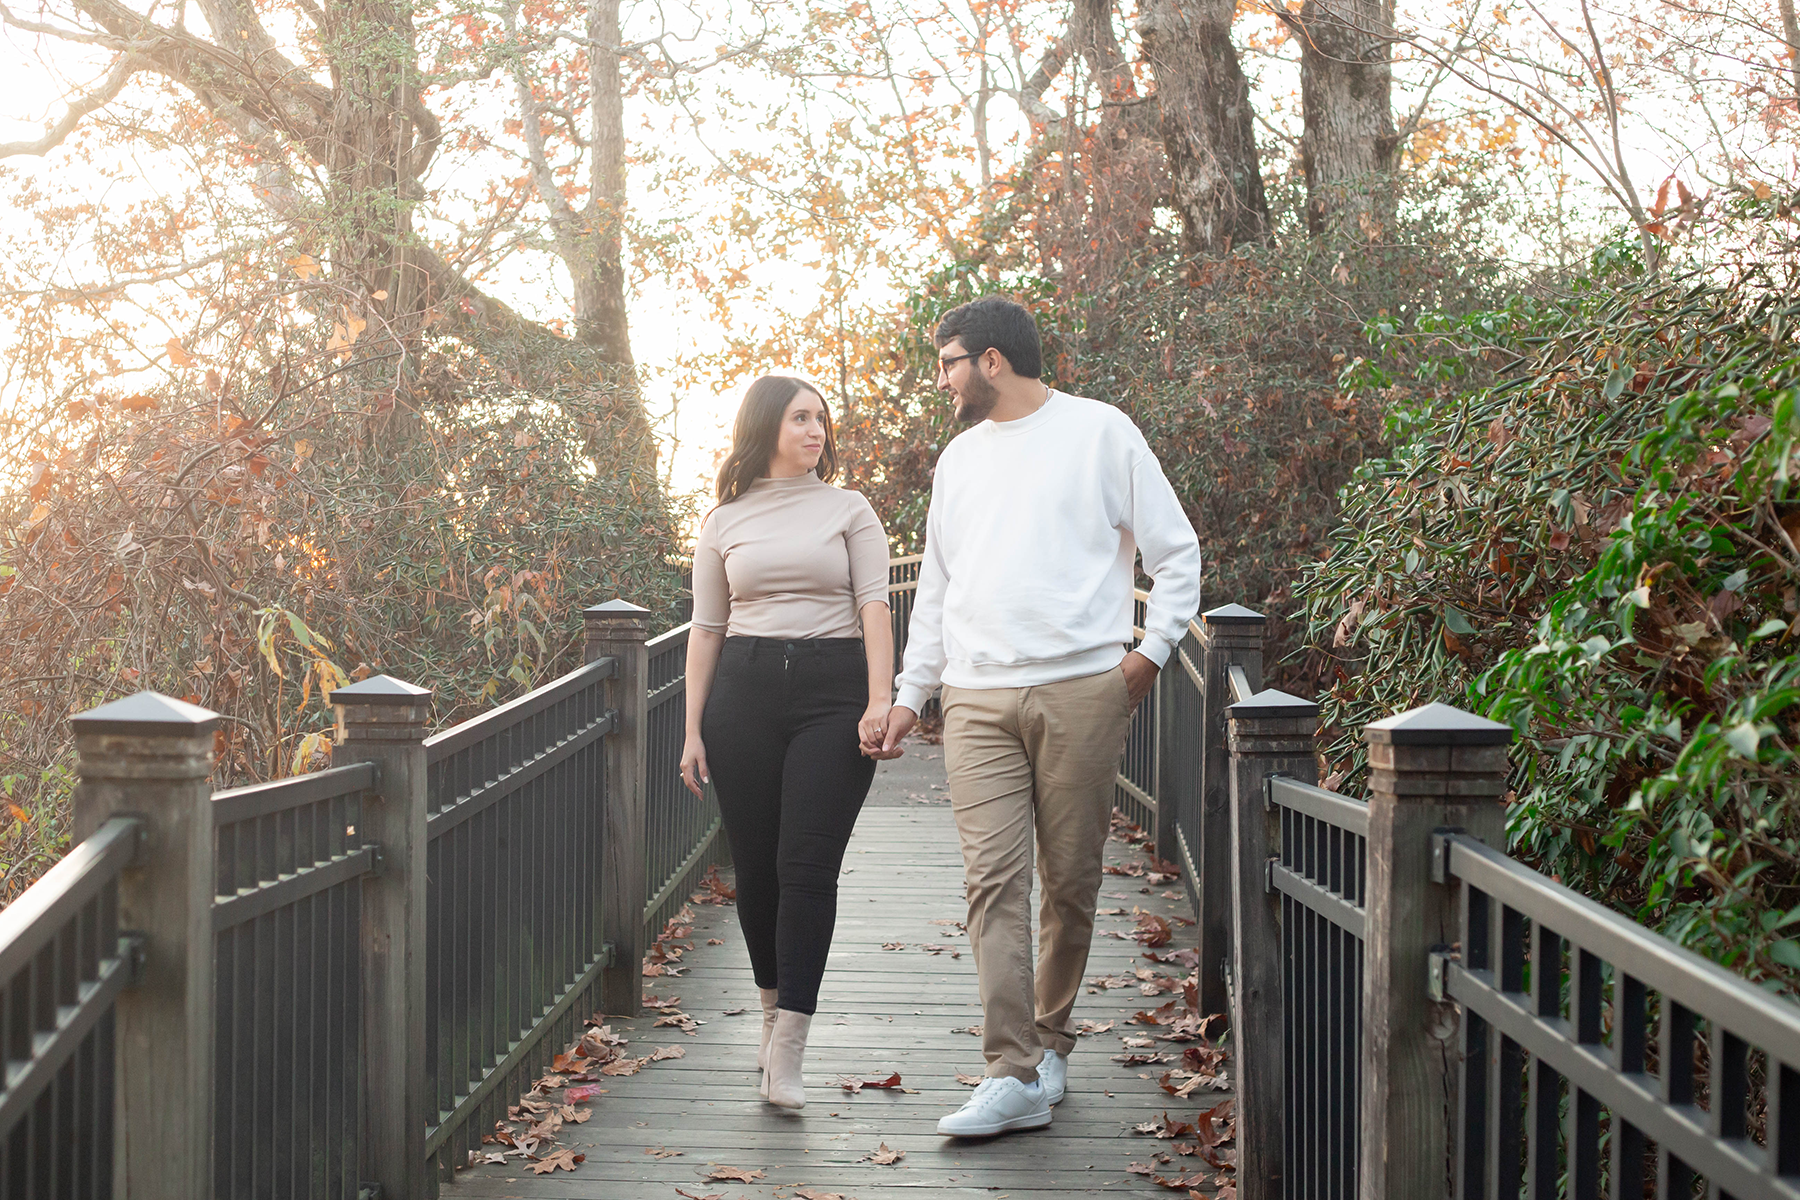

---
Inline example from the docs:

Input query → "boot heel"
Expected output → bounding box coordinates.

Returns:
[757,988,779,1098]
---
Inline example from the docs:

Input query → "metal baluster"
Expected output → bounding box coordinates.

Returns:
[1457,882,1489,1200]
[1708,1023,1748,1200]
[1526,923,1563,1198]
[1611,973,1648,1199]
[1487,903,1526,1198]
[1660,1000,1700,1198]
[1568,949,1604,1199]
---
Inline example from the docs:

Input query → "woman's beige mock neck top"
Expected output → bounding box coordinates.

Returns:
[692,472,890,640]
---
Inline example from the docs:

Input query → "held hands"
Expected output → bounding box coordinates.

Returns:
[859,698,905,760]
[1122,650,1160,707]
[680,732,711,798]
[875,704,917,759]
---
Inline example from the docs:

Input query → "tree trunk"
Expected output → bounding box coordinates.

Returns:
[1295,0,1398,237]
[1139,0,1268,259]
[577,0,634,369]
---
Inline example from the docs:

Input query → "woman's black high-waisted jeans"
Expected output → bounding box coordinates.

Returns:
[701,636,877,1015]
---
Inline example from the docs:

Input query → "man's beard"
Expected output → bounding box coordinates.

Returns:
[954,370,999,424]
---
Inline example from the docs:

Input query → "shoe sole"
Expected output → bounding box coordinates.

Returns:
[937,1109,1052,1137]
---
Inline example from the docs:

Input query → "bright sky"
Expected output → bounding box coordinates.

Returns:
[1,0,1785,510]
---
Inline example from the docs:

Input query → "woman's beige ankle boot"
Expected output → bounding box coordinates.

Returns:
[765,1009,812,1110]
[757,988,779,1097]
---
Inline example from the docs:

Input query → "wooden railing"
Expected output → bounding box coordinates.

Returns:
[0,597,722,1200]
[1218,682,1800,1200]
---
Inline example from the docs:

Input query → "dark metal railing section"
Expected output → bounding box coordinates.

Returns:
[420,656,616,1181]
[211,762,378,1200]
[643,626,726,938]
[1438,831,1800,1200]
[1268,775,1366,1200]
[1166,624,1204,891]
[887,554,922,670]
[1116,590,1159,832]
[0,816,139,1200]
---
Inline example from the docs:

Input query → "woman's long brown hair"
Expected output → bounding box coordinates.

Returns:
[714,375,839,503]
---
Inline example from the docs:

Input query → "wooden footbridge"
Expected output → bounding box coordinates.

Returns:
[2,562,1795,1200]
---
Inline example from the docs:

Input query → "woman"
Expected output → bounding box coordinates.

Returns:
[680,374,896,1110]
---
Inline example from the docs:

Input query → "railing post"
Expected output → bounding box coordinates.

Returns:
[585,599,650,1018]
[1360,703,1511,1200]
[1197,603,1264,1018]
[1227,688,1319,1200]
[332,675,433,1200]
[70,692,219,1200]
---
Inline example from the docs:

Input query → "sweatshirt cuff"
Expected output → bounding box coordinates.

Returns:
[895,682,934,715]
[1134,633,1175,669]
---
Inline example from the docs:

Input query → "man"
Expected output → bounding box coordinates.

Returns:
[875,295,1201,1137]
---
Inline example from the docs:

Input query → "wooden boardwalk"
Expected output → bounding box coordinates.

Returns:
[450,743,1232,1199]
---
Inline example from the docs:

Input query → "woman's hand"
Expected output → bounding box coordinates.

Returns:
[680,732,711,798]
[858,699,900,759]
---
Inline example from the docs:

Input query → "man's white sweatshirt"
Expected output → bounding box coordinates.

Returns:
[893,390,1202,713]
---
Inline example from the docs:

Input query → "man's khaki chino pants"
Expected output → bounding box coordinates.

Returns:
[941,663,1135,1083]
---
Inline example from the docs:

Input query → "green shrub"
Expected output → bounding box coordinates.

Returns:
[1300,244,1800,990]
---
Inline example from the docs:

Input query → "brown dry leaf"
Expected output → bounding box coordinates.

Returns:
[642,995,683,1010]
[704,1165,766,1182]
[166,338,197,367]
[863,1143,905,1165]
[1134,1112,1197,1139]
[601,1056,647,1076]
[650,1045,687,1062]
[1112,1052,1174,1065]
[1152,1170,1208,1190]
[674,1191,725,1200]
[950,1024,983,1036]
[954,1072,983,1086]
[1121,1035,1156,1049]
[706,938,724,945]
[1128,1162,1157,1176]
[792,1189,848,1200]
[526,1148,583,1174]
[881,942,905,950]
[1076,1019,1115,1036]
[560,1106,592,1123]
[644,1146,683,1158]
[1133,1001,1179,1026]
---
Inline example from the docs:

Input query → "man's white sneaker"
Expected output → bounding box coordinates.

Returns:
[1038,1049,1067,1106]
[937,1076,1052,1137]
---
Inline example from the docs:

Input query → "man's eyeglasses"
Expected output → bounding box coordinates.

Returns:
[937,351,983,376]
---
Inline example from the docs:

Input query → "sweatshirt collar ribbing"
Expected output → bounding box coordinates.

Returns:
[982,389,1063,437]
[749,470,824,490]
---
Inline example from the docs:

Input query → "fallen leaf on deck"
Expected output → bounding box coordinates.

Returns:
[793,1189,849,1200]
[674,1190,725,1200]
[1121,1035,1156,1048]
[954,1072,983,1086]
[1133,1001,1179,1026]
[1134,1112,1196,1139]
[564,1084,602,1102]
[722,1007,745,1015]
[1113,1052,1173,1065]
[1128,1162,1156,1176]
[645,1146,683,1158]
[651,1046,687,1061]
[1076,1019,1115,1035]
[691,865,737,904]
[643,995,682,1009]
[921,943,949,954]
[1151,1170,1208,1190]
[526,1149,584,1173]
[950,1024,983,1036]
[863,1143,905,1165]
[707,938,724,945]
[560,1106,591,1123]
[601,1056,646,1076]
[705,1165,766,1182]
[881,942,905,950]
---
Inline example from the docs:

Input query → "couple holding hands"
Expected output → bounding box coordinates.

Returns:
[680,295,1202,1137]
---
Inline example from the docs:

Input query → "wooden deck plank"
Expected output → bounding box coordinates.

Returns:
[446,746,1232,1200]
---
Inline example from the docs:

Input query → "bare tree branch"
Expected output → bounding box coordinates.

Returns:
[0,54,139,158]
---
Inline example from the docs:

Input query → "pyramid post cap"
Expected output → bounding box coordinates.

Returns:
[1202,603,1267,625]
[1227,687,1320,720]
[583,599,652,618]
[72,691,220,737]
[331,675,433,704]
[1366,702,1512,747]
